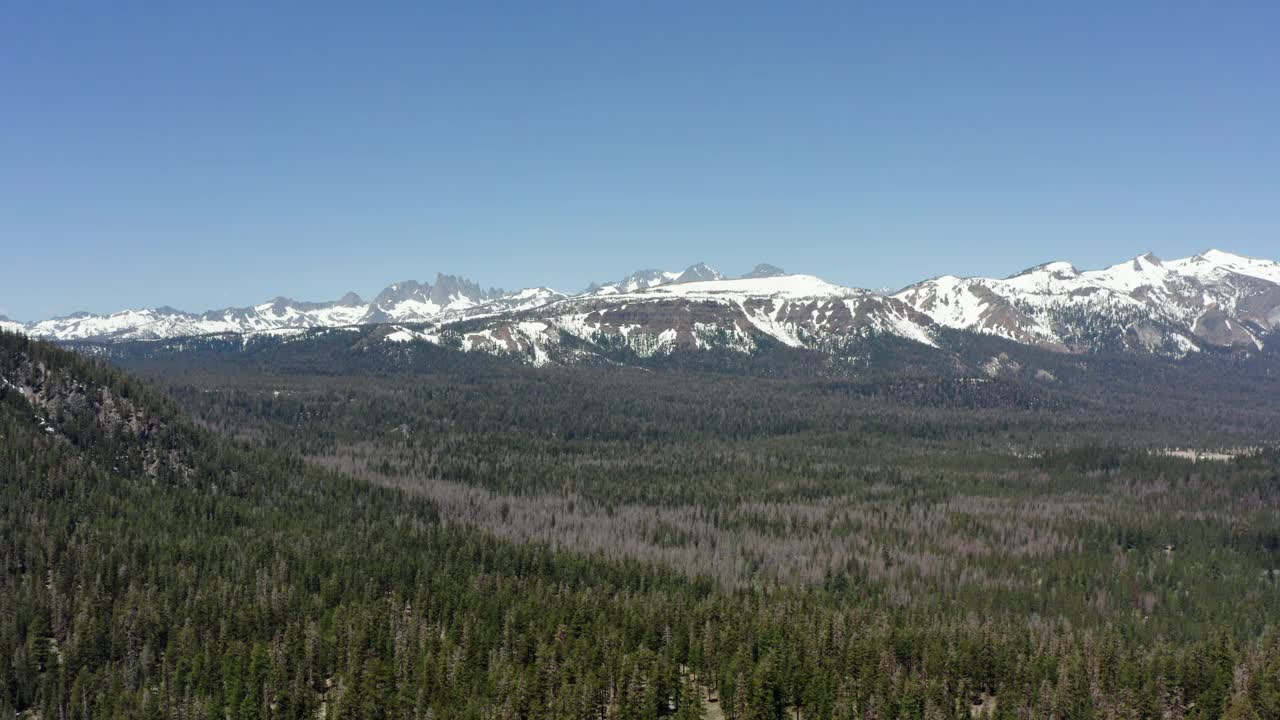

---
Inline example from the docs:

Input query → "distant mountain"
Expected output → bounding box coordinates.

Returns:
[362,273,503,324]
[585,268,684,295]
[0,315,23,335]
[8,250,1280,365]
[19,273,513,342]
[448,273,935,365]
[673,262,723,284]
[894,249,1280,354]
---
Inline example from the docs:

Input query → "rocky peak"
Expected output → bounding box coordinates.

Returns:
[1007,261,1079,280]
[1133,252,1163,269]
[429,273,492,305]
[373,280,430,307]
[674,262,723,284]
[623,269,675,286]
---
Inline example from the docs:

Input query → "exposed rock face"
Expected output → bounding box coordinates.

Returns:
[743,264,787,279]
[674,263,723,284]
[0,348,194,479]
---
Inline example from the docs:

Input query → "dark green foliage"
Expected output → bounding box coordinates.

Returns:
[3,330,1280,718]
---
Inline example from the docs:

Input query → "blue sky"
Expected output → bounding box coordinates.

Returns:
[3,2,1278,320]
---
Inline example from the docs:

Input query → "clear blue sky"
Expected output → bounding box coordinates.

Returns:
[3,2,1278,320]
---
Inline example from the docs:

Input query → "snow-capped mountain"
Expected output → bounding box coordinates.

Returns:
[894,249,1280,354]
[362,274,502,324]
[448,273,936,365]
[584,267,686,295]
[583,262,727,295]
[6,250,1279,366]
[673,262,724,284]
[19,274,511,343]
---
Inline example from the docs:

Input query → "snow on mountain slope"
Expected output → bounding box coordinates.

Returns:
[0,316,26,335]
[452,273,939,364]
[894,273,1064,347]
[19,276,537,342]
[895,249,1280,354]
[9,249,1279,364]
[442,287,567,321]
[584,262,735,295]
[27,296,375,342]
[585,268,684,295]
[28,308,222,342]
[672,262,724,284]
[638,273,852,299]
[1169,249,1280,285]
[361,274,502,324]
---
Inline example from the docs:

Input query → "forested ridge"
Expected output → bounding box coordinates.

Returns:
[3,330,1280,718]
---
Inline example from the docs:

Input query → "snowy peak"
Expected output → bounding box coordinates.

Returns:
[674,262,723,284]
[453,270,936,365]
[896,248,1280,355]
[8,249,1280,362]
[625,268,676,285]
[1083,253,1175,293]
[429,273,497,306]
[373,280,429,306]
[586,268,683,295]
[1190,249,1256,265]
[15,272,516,342]
[1006,261,1079,280]
[364,274,503,323]
[1168,249,1280,285]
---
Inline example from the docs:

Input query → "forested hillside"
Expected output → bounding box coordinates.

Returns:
[4,330,1280,718]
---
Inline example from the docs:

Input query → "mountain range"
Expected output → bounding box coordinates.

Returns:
[6,249,1280,365]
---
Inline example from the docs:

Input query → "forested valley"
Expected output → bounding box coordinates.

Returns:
[3,329,1280,719]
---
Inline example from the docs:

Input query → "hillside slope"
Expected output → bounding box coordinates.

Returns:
[4,331,1280,718]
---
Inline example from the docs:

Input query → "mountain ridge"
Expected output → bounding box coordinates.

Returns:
[9,249,1280,365]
